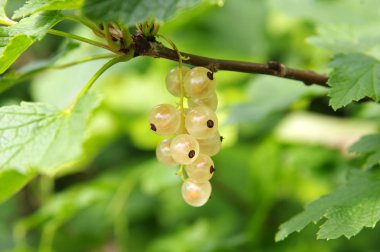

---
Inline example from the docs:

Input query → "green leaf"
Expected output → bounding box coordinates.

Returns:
[0,11,61,74]
[0,0,17,26]
[0,0,10,25]
[270,0,380,25]
[82,0,200,26]
[276,169,380,241]
[0,170,35,203]
[308,24,380,54]
[13,0,84,19]
[0,93,100,176]
[0,34,33,74]
[0,0,6,17]
[327,53,380,110]
[349,134,380,168]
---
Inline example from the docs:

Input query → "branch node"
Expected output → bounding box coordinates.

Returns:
[267,60,287,77]
[132,34,151,56]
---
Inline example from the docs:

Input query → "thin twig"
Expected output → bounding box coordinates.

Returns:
[133,35,329,87]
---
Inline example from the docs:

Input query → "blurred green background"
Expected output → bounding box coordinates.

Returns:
[2,0,380,251]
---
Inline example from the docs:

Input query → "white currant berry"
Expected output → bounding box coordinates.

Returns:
[181,179,212,207]
[185,105,218,139]
[165,66,190,97]
[149,104,180,135]
[188,91,218,111]
[185,154,215,181]
[156,138,177,165]
[198,132,222,156]
[184,67,215,98]
[170,134,200,164]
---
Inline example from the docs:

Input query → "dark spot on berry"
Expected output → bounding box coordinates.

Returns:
[188,150,195,158]
[210,165,215,174]
[150,123,157,131]
[207,71,214,80]
[220,136,224,142]
[207,120,214,128]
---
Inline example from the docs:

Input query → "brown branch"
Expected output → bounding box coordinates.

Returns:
[132,35,329,87]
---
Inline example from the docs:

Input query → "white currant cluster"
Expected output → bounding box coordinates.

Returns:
[149,66,222,207]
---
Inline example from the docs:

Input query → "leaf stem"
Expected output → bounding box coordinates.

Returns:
[0,54,116,94]
[48,29,111,51]
[51,54,115,69]
[61,15,103,34]
[65,56,129,112]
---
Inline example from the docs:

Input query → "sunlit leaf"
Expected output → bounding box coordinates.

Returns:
[13,0,83,19]
[0,93,99,175]
[0,0,13,25]
[0,11,61,74]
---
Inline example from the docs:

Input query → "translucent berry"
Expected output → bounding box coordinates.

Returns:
[188,91,218,111]
[181,179,212,207]
[185,154,215,181]
[184,67,215,98]
[165,66,190,97]
[170,134,200,164]
[185,106,218,139]
[149,104,180,135]
[198,132,222,156]
[156,138,177,165]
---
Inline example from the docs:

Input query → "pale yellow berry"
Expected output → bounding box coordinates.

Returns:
[185,106,218,139]
[185,154,215,180]
[181,179,212,207]
[170,134,200,164]
[184,67,215,98]
[156,138,177,165]
[149,104,180,135]
[166,66,190,97]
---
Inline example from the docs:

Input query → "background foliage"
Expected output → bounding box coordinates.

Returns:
[1,0,380,251]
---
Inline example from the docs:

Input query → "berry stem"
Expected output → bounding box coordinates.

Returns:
[157,34,187,131]
[176,164,186,181]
